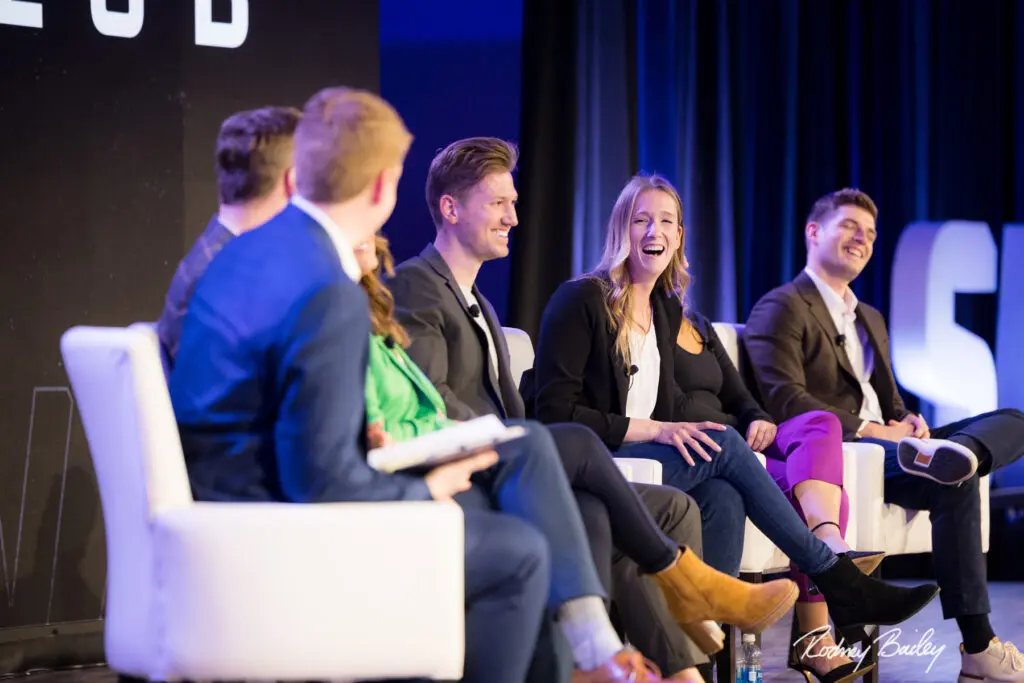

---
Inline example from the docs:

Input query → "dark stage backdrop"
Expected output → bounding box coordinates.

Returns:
[0,0,378,672]
[380,0,523,323]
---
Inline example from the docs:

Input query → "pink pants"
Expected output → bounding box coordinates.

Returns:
[763,410,848,603]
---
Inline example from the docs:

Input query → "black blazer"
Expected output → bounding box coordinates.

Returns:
[525,276,690,449]
[388,244,525,421]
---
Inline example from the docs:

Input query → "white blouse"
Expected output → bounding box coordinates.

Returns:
[624,325,661,419]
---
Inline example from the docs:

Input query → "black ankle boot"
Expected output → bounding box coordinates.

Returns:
[809,555,939,629]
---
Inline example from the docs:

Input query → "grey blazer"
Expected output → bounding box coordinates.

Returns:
[388,244,525,421]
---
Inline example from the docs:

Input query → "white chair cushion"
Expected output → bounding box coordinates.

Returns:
[502,326,535,388]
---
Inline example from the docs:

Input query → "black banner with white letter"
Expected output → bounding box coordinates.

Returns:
[0,0,378,671]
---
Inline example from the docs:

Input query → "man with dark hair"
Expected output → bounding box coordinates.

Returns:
[744,187,1024,682]
[157,105,301,371]
[390,137,730,682]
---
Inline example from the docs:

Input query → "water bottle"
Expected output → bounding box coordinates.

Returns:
[735,633,763,683]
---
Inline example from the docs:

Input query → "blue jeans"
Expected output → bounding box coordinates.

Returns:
[616,426,836,577]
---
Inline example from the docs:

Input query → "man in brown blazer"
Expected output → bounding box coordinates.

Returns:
[743,188,1024,681]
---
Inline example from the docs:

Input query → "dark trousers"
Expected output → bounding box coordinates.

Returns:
[545,422,708,675]
[382,510,550,683]
[547,423,679,572]
[859,407,1024,618]
[613,485,709,673]
[616,426,836,577]
[460,509,551,683]
[456,420,608,683]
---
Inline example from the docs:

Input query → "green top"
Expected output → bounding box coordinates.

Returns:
[365,334,455,441]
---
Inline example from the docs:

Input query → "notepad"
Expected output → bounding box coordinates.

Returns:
[367,415,526,475]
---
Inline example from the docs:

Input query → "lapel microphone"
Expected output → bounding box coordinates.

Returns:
[384,335,396,349]
[468,304,481,318]
[835,334,846,346]
[625,365,639,377]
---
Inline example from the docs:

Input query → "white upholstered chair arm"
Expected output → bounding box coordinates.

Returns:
[842,442,887,552]
[614,458,663,485]
[149,501,465,682]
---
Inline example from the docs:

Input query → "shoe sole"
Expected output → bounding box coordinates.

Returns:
[680,621,725,655]
[744,581,800,634]
[897,442,978,485]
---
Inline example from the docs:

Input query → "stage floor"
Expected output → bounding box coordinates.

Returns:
[5,582,1022,683]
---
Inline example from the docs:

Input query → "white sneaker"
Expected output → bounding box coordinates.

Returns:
[897,437,978,485]
[959,639,1024,682]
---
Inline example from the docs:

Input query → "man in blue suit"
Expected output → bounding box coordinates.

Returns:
[168,87,550,683]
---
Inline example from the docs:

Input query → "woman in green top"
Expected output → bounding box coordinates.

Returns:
[354,235,801,677]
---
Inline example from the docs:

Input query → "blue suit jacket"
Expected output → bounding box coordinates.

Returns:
[169,204,432,503]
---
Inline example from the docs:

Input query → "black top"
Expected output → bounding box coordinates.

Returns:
[673,312,773,435]
[524,276,693,449]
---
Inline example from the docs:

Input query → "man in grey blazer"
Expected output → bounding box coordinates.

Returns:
[389,136,717,682]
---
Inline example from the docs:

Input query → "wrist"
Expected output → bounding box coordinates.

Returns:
[856,421,875,438]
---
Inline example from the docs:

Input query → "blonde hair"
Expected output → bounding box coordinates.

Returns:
[359,235,411,348]
[587,174,690,366]
[426,137,518,228]
[294,87,413,203]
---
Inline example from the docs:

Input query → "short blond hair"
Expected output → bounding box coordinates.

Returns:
[426,137,518,228]
[294,87,413,203]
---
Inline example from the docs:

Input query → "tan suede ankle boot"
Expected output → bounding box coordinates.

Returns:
[651,547,798,648]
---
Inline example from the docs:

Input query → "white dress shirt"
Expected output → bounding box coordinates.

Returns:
[290,195,363,283]
[459,284,500,381]
[803,267,885,428]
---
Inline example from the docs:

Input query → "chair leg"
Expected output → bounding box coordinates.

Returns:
[715,571,763,683]
[858,567,882,683]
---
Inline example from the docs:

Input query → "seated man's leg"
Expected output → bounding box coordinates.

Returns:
[485,421,654,676]
[462,506,551,683]
[878,456,1024,679]
[930,407,1024,475]
[612,484,710,678]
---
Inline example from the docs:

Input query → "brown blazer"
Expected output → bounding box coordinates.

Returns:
[742,271,911,439]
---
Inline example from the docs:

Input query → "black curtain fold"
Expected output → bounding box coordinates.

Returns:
[510,0,581,338]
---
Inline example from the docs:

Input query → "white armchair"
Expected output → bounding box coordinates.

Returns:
[502,326,665,486]
[60,324,466,682]
[713,322,990,564]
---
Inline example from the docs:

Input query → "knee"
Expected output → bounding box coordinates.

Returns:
[547,422,606,453]
[803,410,844,438]
[501,516,552,585]
[517,421,561,462]
[719,425,751,452]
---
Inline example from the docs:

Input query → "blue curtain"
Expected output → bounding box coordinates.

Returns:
[569,0,1024,326]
